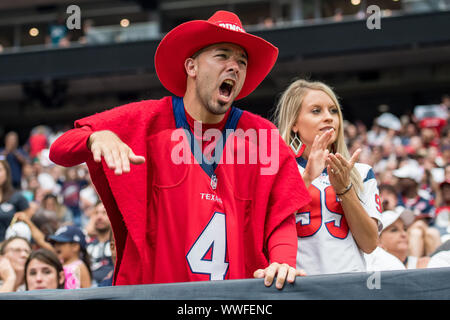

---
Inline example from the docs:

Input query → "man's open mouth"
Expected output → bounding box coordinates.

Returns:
[219,79,235,98]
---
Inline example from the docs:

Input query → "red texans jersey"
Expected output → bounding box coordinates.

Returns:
[147,98,254,282]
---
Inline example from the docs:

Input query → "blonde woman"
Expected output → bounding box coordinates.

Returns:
[275,79,382,275]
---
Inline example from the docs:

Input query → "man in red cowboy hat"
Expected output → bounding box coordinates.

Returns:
[49,11,311,289]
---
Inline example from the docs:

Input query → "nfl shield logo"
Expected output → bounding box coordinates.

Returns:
[211,174,217,190]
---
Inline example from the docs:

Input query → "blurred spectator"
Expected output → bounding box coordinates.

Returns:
[61,167,87,227]
[379,184,403,212]
[400,122,419,146]
[41,193,72,224]
[434,180,450,238]
[333,8,343,22]
[436,179,450,211]
[443,163,450,181]
[421,127,440,149]
[368,112,402,147]
[344,122,358,146]
[378,169,396,186]
[373,140,398,174]
[46,15,70,48]
[259,17,275,29]
[393,161,434,221]
[20,162,36,200]
[365,210,429,271]
[0,236,32,292]
[36,163,61,196]
[414,102,448,136]
[77,165,97,227]
[79,172,98,228]
[97,229,115,287]
[405,135,424,155]
[0,131,29,189]
[0,160,31,242]
[49,225,92,289]
[356,9,366,20]
[441,94,450,109]
[86,201,113,287]
[24,248,65,290]
[440,144,450,165]
[79,19,94,45]
[392,161,442,256]
[27,126,49,161]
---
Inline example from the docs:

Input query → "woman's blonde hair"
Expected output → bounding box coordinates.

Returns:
[274,79,363,196]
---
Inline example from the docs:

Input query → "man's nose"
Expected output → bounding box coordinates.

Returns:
[226,59,240,75]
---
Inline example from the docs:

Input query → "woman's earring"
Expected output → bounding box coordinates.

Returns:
[290,132,303,155]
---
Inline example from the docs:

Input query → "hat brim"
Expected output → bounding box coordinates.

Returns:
[393,170,419,183]
[155,20,278,100]
[48,235,72,243]
[381,209,416,232]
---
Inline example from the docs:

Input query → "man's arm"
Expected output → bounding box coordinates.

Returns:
[253,214,306,290]
[49,126,95,167]
[49,126,145,173]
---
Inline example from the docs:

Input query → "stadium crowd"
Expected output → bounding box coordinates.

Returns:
[0,93,449,292]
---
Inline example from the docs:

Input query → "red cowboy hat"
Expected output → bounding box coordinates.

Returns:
[154,10,278,100]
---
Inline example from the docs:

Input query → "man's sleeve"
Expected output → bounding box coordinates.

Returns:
[266,214,297,268]
[49,126,94,167]
[262,136,311,265]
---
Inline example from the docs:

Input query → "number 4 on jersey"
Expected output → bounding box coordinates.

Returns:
[186,212,229,280]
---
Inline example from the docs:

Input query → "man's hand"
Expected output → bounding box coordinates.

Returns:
[253,262,306,290]
[88,130,145,175]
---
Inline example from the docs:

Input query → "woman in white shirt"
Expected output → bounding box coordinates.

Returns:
[275,79,382,275]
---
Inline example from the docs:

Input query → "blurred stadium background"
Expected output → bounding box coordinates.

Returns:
[0,0,449,145]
